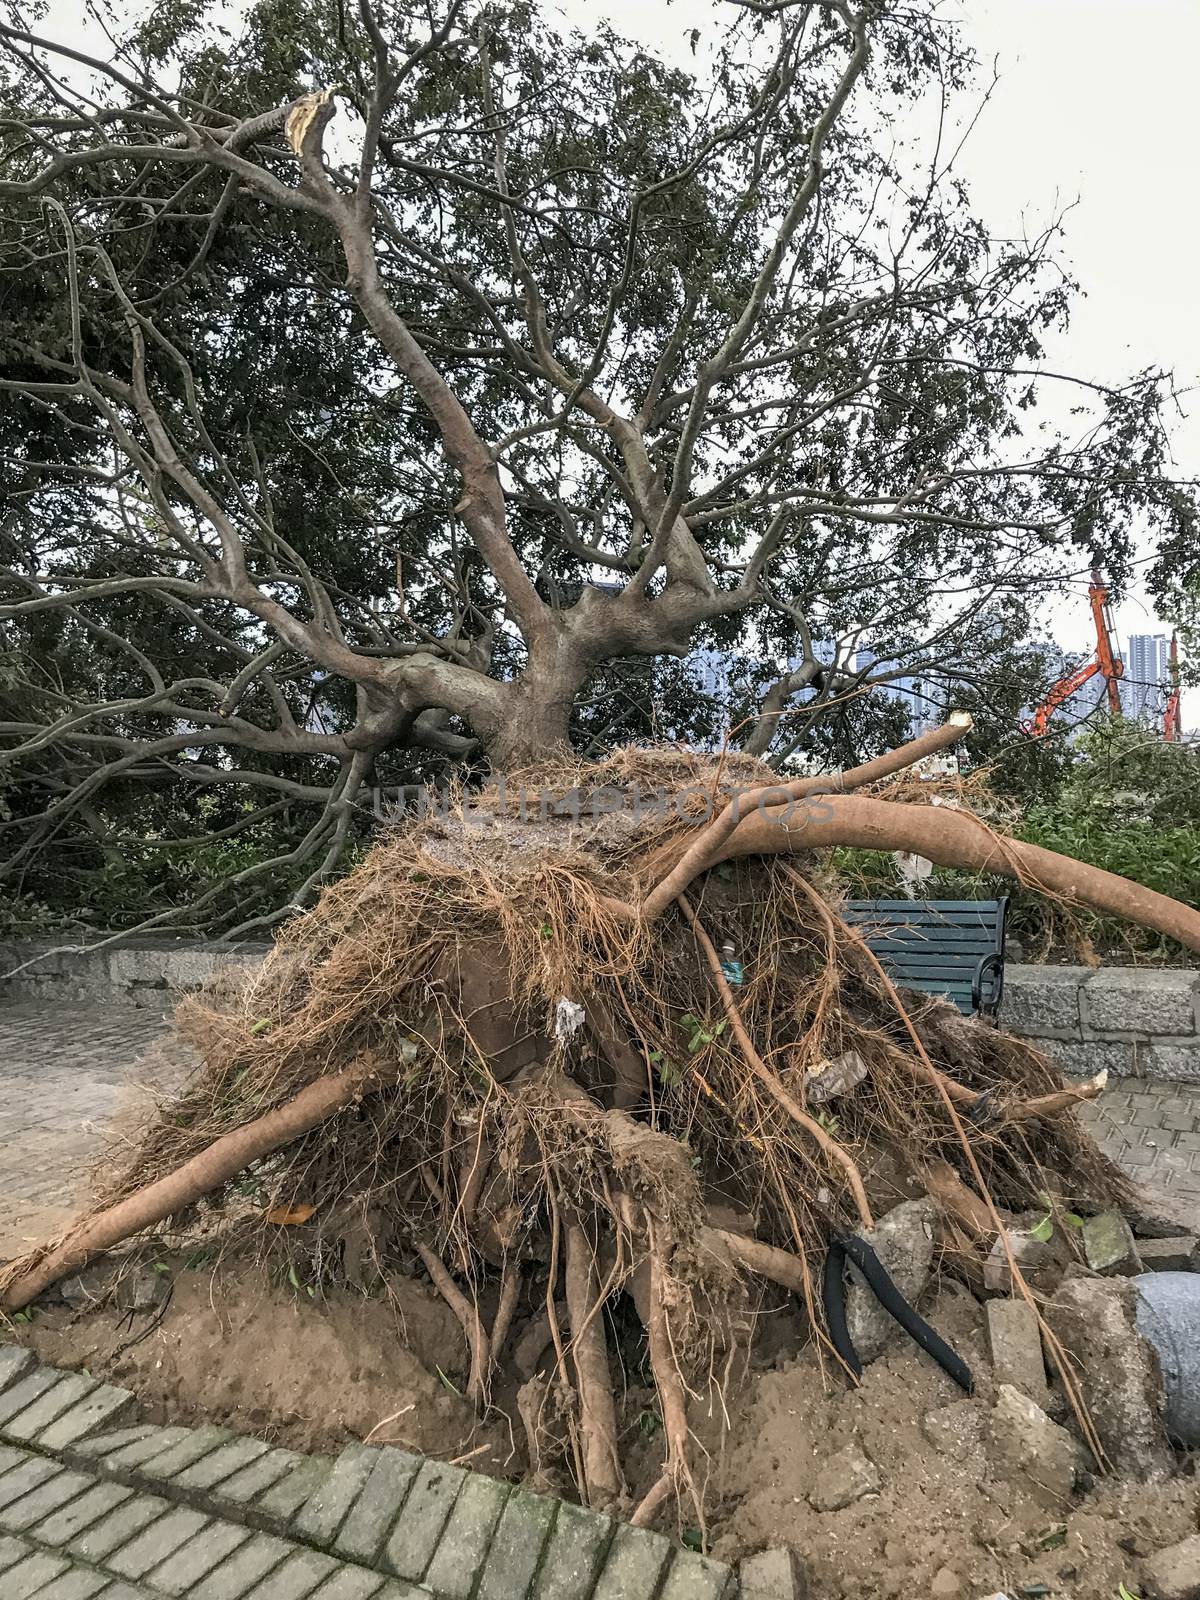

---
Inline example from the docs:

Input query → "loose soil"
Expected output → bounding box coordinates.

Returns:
[16,1257,1198,1599]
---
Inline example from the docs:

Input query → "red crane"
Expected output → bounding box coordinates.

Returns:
[1164,632,1182,743]
[1027,569,1124,738]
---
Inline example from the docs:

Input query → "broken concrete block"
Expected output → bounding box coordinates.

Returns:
[983,1226,1060,1297]
[1139,1237,1200,1272]
[987,1384,1083,1509]
[806,1443,881,1512]
[1143,1533,1200,1600]
[1129,1187,1200,1239]
[58,1260,170,1312]
[1046,1274,1173,1481]
[739,1546,807,1599]
[844,1199,934,1363]
[1082,1210,1144,1277]
[986,1299,1051,1410]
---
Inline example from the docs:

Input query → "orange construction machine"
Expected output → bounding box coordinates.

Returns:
[1164,632,1182,743]
[1027,569,1124,738]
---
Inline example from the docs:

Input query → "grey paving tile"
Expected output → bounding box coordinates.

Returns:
[241,1548,341,1599]
[190,1532,294,1600]
[67,1494,171,1564]
[333,1448,421,1565]
[142,1517,253,1595]
[422,1472,510,1600]
[592,1522,673,1600]
[29,1479,135,1546]
[530,1502,613,1600]
[2,1373,98,1444]
[292,1445,378,1549]
[105,1505,210,1580]
[39,1384,136,1451]
[2,1548,71,1598]
[380,1459,466,1583]
[476,1488,558,1600]
[0,1468,93,1535]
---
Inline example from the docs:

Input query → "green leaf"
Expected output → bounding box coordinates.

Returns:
[1118,1585,1143,1600]
[1030,1215,1054,1243]
[681,1528,703,1552]
[1064,1213,1085,1229]
[250,1017,271,1035]
[435,1366,462,1396]
[287,1264,301,1292]
[1038,1525,1067,1550]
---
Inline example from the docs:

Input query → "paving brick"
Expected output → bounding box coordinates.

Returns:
[659,1550,733,1600]
[100,1426,196,1476]
[1139,1235,1200,1270]
[423,1471,510,1599]
[27,1479,134,1546]
[531,1501,613,1600]
[71,1424,162,1463]
[28,1568,112,1599]
[241,1548,342,1599]
[171,1435,271,1494]
[476,1487,558,1600]
[190,1532,294,1600]
[3,1549,71,1598]
[0,1366,72,1429]
[0,1467,93,1535]
[0,1346,34,1393]
[255,1457,334,1528]
[0,1457,62,1513]
[212,1450,306,1514]
[307,1569,387,1599]
[2,1372,99,1444]
[143,1517,252,1595]
[986,1298,1051,1409]
[134,1425,234,1485]
[105,1504,210,1579]
[0,1531,30,1569]
[592,1522,673,1600]
[381,1459,466,1583]
[66,1493,170,1563]
[293,1444,379,1549]
[39,1384,136,1452]
[0,1441,31,1480]
[333,1447,421,1565]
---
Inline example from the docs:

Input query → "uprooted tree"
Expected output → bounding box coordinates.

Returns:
[1,0,1194,935]
[4,0,1200,1531]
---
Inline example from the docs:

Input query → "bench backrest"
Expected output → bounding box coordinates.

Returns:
[839,897,1009,1016]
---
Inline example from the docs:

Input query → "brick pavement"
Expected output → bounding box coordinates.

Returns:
[0,1346,733,1599]
[5,1001,1200,1596]
[0,1004,192,1257]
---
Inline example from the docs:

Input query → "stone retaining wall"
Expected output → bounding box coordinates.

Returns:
[1001,964,1200,1083]
[0,939,268,1008]
[4,939,1200,1085]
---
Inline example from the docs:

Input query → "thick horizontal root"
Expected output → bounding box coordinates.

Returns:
[0,1053,402,1313]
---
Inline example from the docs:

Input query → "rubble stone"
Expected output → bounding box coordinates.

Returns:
[844,1199,935,1362]
[806,1443,881,1512]
[1045,1274,1173,1480]
[1143,1533,1200,1600]
[1139,1237,1200,1272]
[986,1299,1051,1409]
[1082,1210,1144,1276]
[983,1228,1059,1297]
[986,1385,1082,1509]
[739,1545,807,1600]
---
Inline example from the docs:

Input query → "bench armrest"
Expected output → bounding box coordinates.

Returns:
[972,951,1004,1015]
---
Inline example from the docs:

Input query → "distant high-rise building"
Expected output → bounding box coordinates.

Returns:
[1123,634,1171,721]
[854,650,941,735]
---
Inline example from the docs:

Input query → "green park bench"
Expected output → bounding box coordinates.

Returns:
[840,897,1009,1018]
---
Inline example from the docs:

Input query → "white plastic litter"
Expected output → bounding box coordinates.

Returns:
[554,998,586,1041]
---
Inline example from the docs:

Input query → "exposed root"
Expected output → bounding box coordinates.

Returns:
[564,1218,624,1507]
[4,732,1169,1522]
